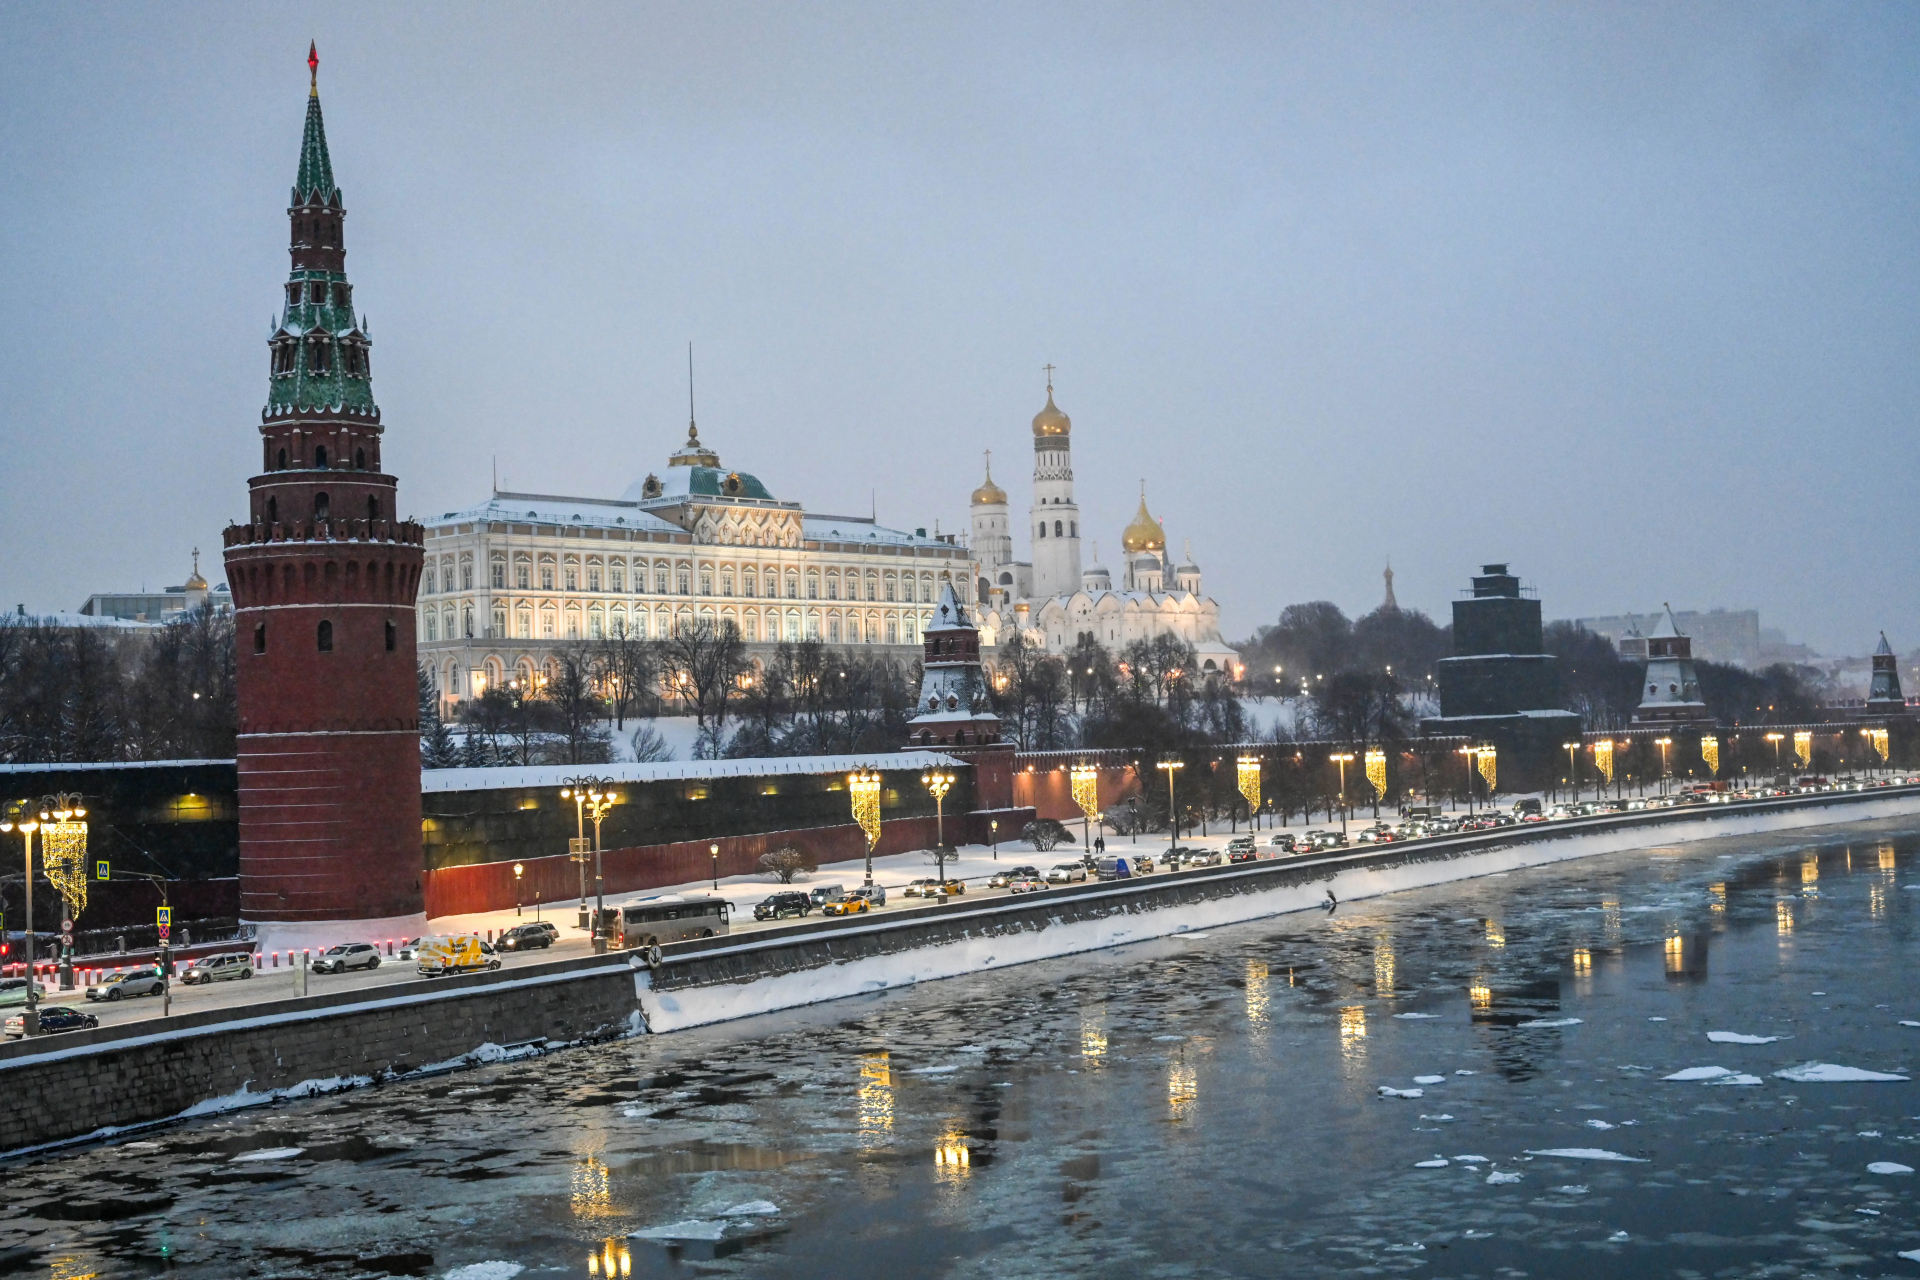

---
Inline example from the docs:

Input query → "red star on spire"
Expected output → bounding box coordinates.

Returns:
[307,41,319,92]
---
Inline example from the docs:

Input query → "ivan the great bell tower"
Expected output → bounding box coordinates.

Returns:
[221,47,427,942]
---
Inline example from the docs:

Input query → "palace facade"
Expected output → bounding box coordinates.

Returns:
[419,424,976,705]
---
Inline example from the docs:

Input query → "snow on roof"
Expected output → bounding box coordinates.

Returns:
[0,758,233,774]
[428,493,681,534]
[11,611,165,631]
[421,750,965,793]
[801,516,946,548]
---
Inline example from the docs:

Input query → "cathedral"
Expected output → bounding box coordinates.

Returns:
[970,379,1239,676]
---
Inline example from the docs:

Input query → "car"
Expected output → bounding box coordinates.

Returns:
[415,935,500,977]
[1225,836,1256,856]
[1356,827,1396,844]
[989,866,1041,889]
[4,1005,98,1038]
[181,953,254,985]
[935,879,966,896]
[396,937,423,961]
[312,942,381,974]
[1047,863,1087,884]
[1094,855,1146,880]
[0,978,30,1008]
[902,879,942,898]
[821,895,869,917]
[1186,848,1225,867]
[1006,875,1048,894]
[807,884,846,908]
[753,892,812,922]
[1304,830,1346,850]
[499,922,559,952]
[849,885,889,907]
[1268,834,1301,853]
[85,968,167,1001]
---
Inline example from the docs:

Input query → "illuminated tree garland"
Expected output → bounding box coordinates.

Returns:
[1070,765,1102,826]
[1592,740,1614,786]
[1700,735,1719,778]
[1364,749,1387,800]
[1477,746,1497,792]
[1236,756,1262,814]
[1869,728,1891,762]
[849,771,883,851]
[1793,731,1813,770]
[41,820,89,922]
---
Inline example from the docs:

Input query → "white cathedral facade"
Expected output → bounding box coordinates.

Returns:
[970,381,1240,676]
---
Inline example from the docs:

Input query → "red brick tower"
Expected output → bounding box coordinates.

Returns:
[221,47,426,938]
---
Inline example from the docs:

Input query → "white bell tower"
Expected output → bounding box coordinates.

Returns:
[1028,368,1081,599]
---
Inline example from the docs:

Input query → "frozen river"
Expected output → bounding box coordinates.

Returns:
[6,815,1920,1279]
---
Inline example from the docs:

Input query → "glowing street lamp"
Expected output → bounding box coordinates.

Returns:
[513,862,524,917]
[1654,737,1673,796]
[0,802,41,1036]
[1456,745,1480,817]
[1563,742,1581,804]
[1764,731,1785,776]
[1155,759,1185,853]
[1329,753,1355,839]
[922,771,957,881]
[710,842,721,892]
[561,778,619,952]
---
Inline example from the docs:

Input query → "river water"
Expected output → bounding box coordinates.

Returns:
[6,816,1920,1279]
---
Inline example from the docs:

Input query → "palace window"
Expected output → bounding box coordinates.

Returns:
[515,561,529,590]
[461,561,473,590]
[317,619,333,652]
[491,560,505,589]
[807,575,819,600]
[656,566,670,593]
[564,566,578,591]
[516,610,531,639]
[742,570,756,598]
[678,568,691,595]
[828,618,841,643]
[588,566,602,592]
[462,606,474,638]
[491,607,505,636]
[721,570,734,596]
[785,574,798,600]
[886,618,898,645]
[885,579,896,603]
[826,577,838,601]
[540,563,554,590]
[700,570,713,595]
[541,609,555,639]
[611,566,625,592]
[424,611,437,641]
[867,576,878,602]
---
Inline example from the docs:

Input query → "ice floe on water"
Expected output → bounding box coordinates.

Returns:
[229,1147,304,1162]
[1554,1185,1589,1195]
[1420,1113,1454,1122]
[1773,1062,1910,1083]
[1485,1170,1523,1184]
[1607,1231,1630,1242]
[1453,1155,1488,1163]
[1516,1017,1582,1028]
[1379,1086,1424,1098]
[631,1220,730,1242]
[1900,1020,1920,1028]
[1151,1035,1186,1042]
[1647,1016,1668,1022]
[1414,1158,1449,1168]
[1664,1066,1736,1080]
[1525,1148,1649,1162]
[907,1065,959,1074]
[1585,1119,1616,1130]
[1706,1074,1764,1086]
[1413,1075,1446,1084]
[443,1266,523,1280]
[1707,1031,1781,1044]
[1867,1162,1914,1175]
[1393,1012,1440,1019]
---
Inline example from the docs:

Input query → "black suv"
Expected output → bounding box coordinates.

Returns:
[499,921,559,951]
[753,892,812,922]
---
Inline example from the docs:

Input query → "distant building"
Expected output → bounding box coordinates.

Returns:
[77,551,231,623]
[1864,632,1908,718]
[1574,607,1762,668]
[1632,606,1713,725]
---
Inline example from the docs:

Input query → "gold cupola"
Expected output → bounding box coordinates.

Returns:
[971,453,1007,506]
[1031,386,1071,438]
[1121,489,1165,554]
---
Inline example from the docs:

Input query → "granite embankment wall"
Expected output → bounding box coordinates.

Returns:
[0,956,638,1155]
[6,786,1919,1154]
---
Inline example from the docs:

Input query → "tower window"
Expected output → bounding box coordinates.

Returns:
[313,492,329,521]
[334,282,350,308]
[317,619,334,652]
[315,445,328,469]
[385,620,396,652]
[287,283,300,308]
[1054,520,1063,537]
[368,495,380,522]
[276,447,287,470]
[308,280,325,304]
[1037,523,1046,538]
[267,496,278,525]
[355,447,365,470]
[254,623,266,654]
[1070,521,1076,537]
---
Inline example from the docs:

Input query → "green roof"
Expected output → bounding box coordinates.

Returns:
[295,92,336,202]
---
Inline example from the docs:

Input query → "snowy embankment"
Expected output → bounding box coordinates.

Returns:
[635,791,1920,1034]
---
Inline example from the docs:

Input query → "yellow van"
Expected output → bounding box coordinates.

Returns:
[414,935,502,977]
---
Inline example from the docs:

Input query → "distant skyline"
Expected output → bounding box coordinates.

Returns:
[2,4,1916,654]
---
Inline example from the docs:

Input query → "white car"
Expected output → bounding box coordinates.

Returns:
[312,942,381,974]
[1046,862,1088,884]
[181,953,254,985]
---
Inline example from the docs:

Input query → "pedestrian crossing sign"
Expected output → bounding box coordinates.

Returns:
[156,907,172,926]
[96,860,110,881]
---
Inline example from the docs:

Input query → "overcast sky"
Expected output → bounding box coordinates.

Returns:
[2,3,1915,654]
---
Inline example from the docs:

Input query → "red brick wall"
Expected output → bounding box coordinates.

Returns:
[1014,763,1143,821]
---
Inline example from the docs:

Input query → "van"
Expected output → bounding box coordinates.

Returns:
[808,884,846,908]
[1094,856,1135,881]
[415,935,500,977]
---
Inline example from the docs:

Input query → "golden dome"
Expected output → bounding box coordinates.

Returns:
[970,455,1007,506]
[183,548,209,591]
[1121,492,1165,554]
[1032,390,1071,438]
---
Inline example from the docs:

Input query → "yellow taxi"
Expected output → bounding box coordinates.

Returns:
[821,895,870,917]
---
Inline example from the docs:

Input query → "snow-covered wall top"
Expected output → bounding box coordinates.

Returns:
[419,751,965,794]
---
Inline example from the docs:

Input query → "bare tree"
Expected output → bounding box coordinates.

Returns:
[757,845,817,883]
[546,644,612,764]
[597,618,656,730]
[659,618,746,756]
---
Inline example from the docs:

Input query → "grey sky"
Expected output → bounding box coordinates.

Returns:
[2,3,1914,654]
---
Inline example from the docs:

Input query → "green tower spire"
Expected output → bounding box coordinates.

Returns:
[294,41,337,202]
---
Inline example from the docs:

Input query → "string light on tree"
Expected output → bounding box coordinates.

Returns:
[1364,749,1387,802]
[1793,731,1813,771]
[1592,739,1615,787]
[1700,735,1719,778]
[1235,756,1262,819]
[849,770,883,886]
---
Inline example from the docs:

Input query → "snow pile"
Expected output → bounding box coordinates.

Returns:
[443,1267,524,1280]
[1773,1062,1909,1083]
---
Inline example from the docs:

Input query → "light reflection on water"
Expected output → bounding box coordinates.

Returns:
[858,1049,893,1144]
[1245,958,1270,1028]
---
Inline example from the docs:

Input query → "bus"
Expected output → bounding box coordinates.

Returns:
[596,897,731,949]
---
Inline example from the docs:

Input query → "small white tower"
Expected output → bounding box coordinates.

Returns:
[1028,370,1082,599]
[1173,540,1201,595]
[969,450,1011,601]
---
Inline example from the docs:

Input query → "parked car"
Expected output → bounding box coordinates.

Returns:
[396,937,423,961]
[821,895,869,917]
[1225,835,1256,856]
[86,967,167,1001]
[808,884,847,908]
[5,1005,98,1038]
[312,942,382,975]
[1007,874,1048,894]
[0,978,30,1007]
[849,885,888,907]
[1094,855,1143,880]
[181,953,253,985]
[753,892,812,922]
[499,921,558,952]
[415,935,500,977]
[1047,862,1088,884]
[990,866,1041,889]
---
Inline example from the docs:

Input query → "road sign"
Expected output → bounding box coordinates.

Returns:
[96,861,109,881]
[568,837,591,858]
[60,919,73,933]
[59,933,72,947]
[158,925,170,941]
[156,907,172,926]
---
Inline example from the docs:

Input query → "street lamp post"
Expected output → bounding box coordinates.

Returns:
[1563,742,1581,805]
[561,778,618,953]
[1457,745,1477,817]
[0,804,40,1036]
[1654,738,1673,796]
[1155,759,1185,853]
[990,818,998,860]
[1329,753,1355,840]
[710,843,720,892]
[513,862,524,917]
[1765,732,1785,781]
[921,771,955,882]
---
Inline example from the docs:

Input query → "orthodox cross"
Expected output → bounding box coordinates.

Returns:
[1043,363,1056,392]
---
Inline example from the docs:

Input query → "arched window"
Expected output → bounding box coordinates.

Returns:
[253,623,266,654]
[316,619,334,652]
[267,496,278,525]
[385,619,396,651]
[276,447,288,470]
[1037,523,1046,538]
[1070,521,1076,537]
[1054,520,1063,538]
[313,492,329,521]
[368,495,380,523]
[315,445,328,469]
[355,448,365,470]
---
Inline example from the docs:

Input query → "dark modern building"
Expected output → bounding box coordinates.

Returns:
[1421,563,1581,793]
